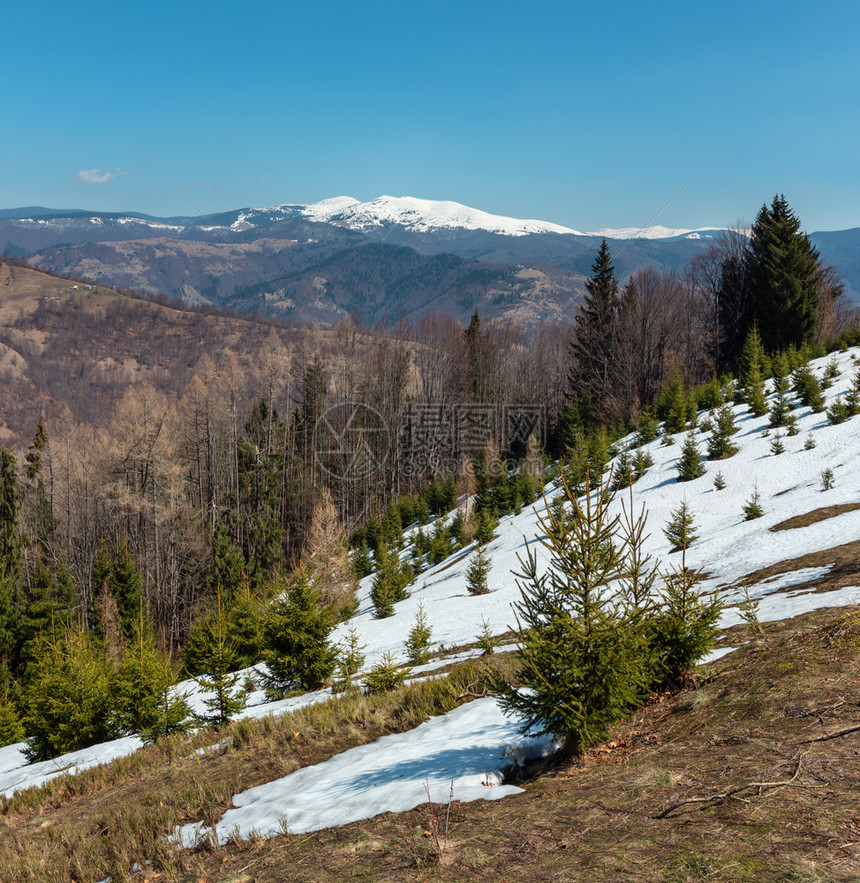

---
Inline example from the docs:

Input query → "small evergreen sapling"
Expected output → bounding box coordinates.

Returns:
[370,541,413,618]
[362,652,410,694]
[827,399,853,425]
[618,491,658,615]
[635,411,659,446]
[739,327,768,417]
[742,484,764,521]
[475,616,500,655]
[847,366,860,413]
[650,553,722,689]
[821,468,835,491]
[659,369,693,433]
[466,544,491,595]
[111,613,190,741]
[23,622,116,760]
[427,518,453,565]
[737,583,762,635]
[473,508,498,545]
[770,434,785,455]
[333,627,366,694]
[405,602,433,665]
[193,593,247,727]
[804,434,817,450]
[769,391,792,428]
[663,501,698,552]
[792,364,825,411]
[633,448,654,479]
[0,677,23,747]
[713,471,726,491]
[352,544,373,580]
[771,351,789,394]
[826,367,860,425]
[500,473,650,757]
[677,428,705,482]
[706,403,738,460]
[611,451,635,490]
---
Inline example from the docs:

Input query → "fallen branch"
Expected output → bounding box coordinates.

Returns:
[653,760,804,819]
[797,723,860,745]
[786,700,845,726]
[457,688,488,700]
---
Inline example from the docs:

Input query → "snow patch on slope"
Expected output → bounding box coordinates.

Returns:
[174,698,554,844]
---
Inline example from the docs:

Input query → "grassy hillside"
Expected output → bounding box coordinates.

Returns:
[0,606,859,881]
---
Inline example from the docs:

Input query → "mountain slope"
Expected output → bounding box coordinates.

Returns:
[1,349,860,880]
[5,197,860,318]
[226,240,580,324]
[0,260,308,449]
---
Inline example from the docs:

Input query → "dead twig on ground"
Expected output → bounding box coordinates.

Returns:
[796,722,860,745]
[652,759,805,819]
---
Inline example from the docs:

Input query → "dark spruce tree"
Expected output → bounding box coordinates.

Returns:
[570,240,620,423]
[262,569,337,696]
[109,541,144,641]
[0,449,22,670]
[714,232,754,372]
[0,449,21,587]
[464,311,496,403]
[677,428,705,482]
[746,195,821,352]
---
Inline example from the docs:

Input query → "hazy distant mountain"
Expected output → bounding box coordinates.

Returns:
[3,196,858,320]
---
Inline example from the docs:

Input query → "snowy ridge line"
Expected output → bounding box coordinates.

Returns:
[7,196,727,240]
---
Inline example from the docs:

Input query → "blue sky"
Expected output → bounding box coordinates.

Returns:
[3,0,859,231]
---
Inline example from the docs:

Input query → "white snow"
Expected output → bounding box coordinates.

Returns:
[0,736,142,800]
[2,348,860,846]
[173,697,555,845]
[588,225,728,240]
[300,195,584,237]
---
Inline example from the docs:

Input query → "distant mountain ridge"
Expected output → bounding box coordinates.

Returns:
[2,196,858,321]
[0,195,728,242]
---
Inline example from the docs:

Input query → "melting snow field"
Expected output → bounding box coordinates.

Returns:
[2,348,860,842]
[174,698,555,845]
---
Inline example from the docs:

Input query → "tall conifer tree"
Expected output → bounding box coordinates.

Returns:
[570,240,620,421]
[746,195,820,351]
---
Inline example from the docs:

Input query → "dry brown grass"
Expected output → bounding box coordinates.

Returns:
[719,538,860,597]
[6,599,860,881]
[175,601,860,883]
[0,657,512,882]
[770,503,860,533]
[0,261,161,323]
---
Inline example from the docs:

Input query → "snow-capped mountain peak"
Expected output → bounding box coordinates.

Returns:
[299,194,584,237]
